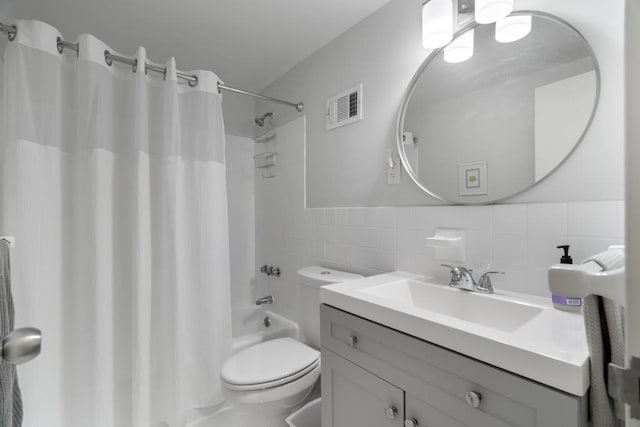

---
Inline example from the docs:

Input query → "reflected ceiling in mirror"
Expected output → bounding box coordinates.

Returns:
[398,12,600,204]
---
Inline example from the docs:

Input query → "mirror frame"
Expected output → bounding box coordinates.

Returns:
[396,10,601,205]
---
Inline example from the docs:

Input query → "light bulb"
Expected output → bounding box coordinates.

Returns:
[495,15,532,43]
[475,0,513,24]
[422,0,453,49]
[444,29,474,63]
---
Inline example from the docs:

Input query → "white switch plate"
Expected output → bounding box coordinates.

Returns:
[387,160,401,184]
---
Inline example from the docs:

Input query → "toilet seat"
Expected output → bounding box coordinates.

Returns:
[223,358,320,391]
[221,337,320,391]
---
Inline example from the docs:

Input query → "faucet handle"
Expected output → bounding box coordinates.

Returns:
[441,264,463,272]
[441,264,473,275]
[441,263,461,277]
[476,271,504,293]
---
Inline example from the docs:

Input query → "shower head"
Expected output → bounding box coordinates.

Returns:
[255,112,273,127]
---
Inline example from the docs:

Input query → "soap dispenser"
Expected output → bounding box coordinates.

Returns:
[550,244,582,312]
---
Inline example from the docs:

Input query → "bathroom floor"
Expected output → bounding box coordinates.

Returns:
[189,404,288,427]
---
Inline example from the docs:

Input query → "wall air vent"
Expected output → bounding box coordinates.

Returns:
[326,84,362,130]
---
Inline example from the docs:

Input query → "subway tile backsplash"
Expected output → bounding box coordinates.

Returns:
[272,202,623,300]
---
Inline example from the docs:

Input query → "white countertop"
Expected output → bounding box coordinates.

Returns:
[319,271,590,396]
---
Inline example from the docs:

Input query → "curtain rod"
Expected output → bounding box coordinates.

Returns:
[217,83,304,112]
[0,22,304,112]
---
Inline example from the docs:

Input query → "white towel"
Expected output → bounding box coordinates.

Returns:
[0,241,22,426]
[584,249,625,271]
[583,249,625,426]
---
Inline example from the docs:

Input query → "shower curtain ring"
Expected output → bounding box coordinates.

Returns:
[56,37,63,54]
[132,59,137,73]
[188,75,198,88]
[104,50,113,66]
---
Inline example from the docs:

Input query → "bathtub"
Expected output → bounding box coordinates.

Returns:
[231,306,299,355]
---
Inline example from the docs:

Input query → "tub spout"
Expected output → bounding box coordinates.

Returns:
[256,295,274,306]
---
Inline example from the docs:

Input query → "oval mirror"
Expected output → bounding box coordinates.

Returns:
[398,11,600,204]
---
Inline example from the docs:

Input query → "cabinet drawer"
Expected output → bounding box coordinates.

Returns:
[321,304,586,427]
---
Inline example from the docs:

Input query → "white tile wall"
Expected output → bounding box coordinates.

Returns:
[226,135,256,308]
[301,202,623,298]
[254,117,625,328]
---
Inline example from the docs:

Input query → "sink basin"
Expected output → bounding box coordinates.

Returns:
[359,279,543,332]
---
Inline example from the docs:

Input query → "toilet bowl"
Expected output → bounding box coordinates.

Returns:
[220,266,363,417]
[221,337,320,415]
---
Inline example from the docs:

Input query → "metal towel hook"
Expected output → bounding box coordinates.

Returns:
[0,236,15,248]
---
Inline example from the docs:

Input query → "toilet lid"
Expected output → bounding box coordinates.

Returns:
[222,338,320,387]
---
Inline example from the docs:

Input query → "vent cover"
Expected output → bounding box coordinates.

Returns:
[326,84,362,130]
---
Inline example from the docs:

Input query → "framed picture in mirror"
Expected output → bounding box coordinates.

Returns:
[459,161,487,196]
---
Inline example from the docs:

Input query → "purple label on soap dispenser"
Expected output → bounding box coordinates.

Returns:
[552,295,583,307]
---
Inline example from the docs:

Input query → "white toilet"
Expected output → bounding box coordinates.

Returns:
[220,266,363,418]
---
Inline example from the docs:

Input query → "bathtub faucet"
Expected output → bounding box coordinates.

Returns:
[255,295,274,306]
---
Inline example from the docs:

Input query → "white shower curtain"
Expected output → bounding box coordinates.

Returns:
[0,20,231,427]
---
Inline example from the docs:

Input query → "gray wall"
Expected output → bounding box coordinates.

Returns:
[0,2,16,20]
[226,135,256,308]
[223,95,257,138]
[257,0,624,207]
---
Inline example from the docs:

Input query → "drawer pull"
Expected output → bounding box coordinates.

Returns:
[404,418,419,427]
[348,335,358,347]
[384,406,398,420]
[465,391,482,408]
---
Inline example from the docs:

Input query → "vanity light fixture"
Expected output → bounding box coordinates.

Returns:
[475,0,513,24]
[495,15,532,43]
[444,29,474,63]
[422,0,454,49]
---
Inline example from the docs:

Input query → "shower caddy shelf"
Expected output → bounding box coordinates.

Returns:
[254,151,277,178]
[253,114,276,178]
[253,131,276,143]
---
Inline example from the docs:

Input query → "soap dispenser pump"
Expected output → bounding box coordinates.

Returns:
[556,245,573,264]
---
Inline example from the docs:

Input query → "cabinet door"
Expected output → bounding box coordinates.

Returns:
[322,349,404,427]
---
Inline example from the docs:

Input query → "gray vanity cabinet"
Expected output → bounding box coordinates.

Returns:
[320,304,587,427]
[321,349,404,426]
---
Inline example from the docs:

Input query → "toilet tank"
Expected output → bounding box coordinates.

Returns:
[297,266,364,348]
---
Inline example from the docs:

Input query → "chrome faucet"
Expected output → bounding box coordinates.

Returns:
[255,295,274,305]
[441,264,503,294]
[441,264,475,291]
